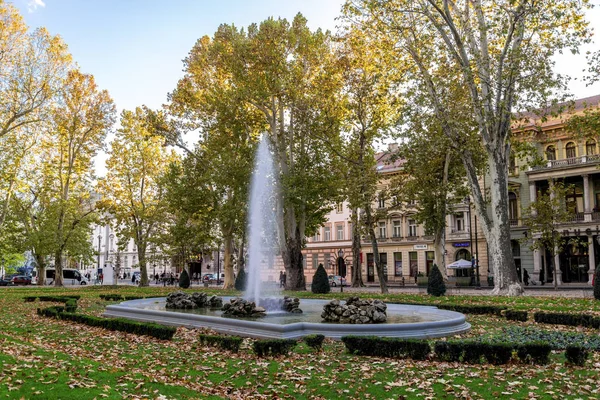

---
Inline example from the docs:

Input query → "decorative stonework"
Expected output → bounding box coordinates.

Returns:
[321,296,387,324]
[165,291,223,309]
[222,298,267,317]
[260,296,303,313]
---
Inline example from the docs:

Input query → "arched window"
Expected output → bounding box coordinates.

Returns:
[586,140,596,155]
[546,145,556,161]
[455,249,471,261]
[565,142,577,158]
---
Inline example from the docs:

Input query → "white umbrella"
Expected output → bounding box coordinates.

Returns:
[447,259,473,269]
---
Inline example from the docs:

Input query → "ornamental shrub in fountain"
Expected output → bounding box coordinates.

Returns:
[234,268,247,291]
[427,264,446,297]
[179,269,191,289]
[311,263,330,294]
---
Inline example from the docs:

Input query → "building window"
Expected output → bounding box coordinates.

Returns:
[546,145,556,161]
[426,251,435,276]
[324,253,331,270]
[312,254,318,270]
[509,192,518,224]
[378,221,387,239]
[336,224,344,241]
[587,140,596,155]
[408,219,417,237]
[336,203,343,213]
[394,252,402,276]
[392,220,402,238]
[378,195,386,209]
[409,251,418,278]
[454,212,465,232]
[509,154,517,175]
[324,226,331,241]
[380,253,388,280]
[313,230,320,242]
[566,142,577,158]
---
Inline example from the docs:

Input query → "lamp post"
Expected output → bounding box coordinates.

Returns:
[217,245,221,286]
[337,248,346,293]
[466,197,475,286]
[96,234,102,285]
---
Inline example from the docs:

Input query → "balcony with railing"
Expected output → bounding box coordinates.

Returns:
[528,154,600,172]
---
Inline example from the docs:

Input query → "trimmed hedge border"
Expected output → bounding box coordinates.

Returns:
[534,312,600,329]
[505,310,528,322]
[253,339,297,357]
[342,336,431,360]
[198,333,243,353]
[37,306,176,340]
[390,301,507,316]
[25,295,80,303]
[565,345,589,366]
[99,294,125,301]
[303,334,325,350]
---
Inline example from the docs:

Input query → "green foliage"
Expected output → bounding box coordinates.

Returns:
[488,326,600,351]
[99,294,124,301]
[234,268,247,291]
[565,345,589,366]
[252,339,297,357]
[534,311,600,329]
[515,342,552,365]
[124,296,145,300]
[198,333,243,353]
[342,336,431,360]
[311,264,330,294]
[64,299,78,313]
[427,264,446,297]
[303,334,325,350]
[504,310,528,322]
[436,304,506,316]
[594,264,600,300]
[433,340,513,364]
[38,306,176,340]
[179,269,190,289]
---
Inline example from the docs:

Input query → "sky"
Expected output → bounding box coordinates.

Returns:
[12,0,600,175]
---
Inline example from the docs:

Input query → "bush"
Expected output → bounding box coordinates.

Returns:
[534,311,600,328]
[434,341,463,362]
[565,345,589,366]
[99,294,124,301]
[434,340,513,365]
[24,296,37,302]
[303,334,325,350]
[594,264,600,300]
[341,336,431,360]
[504,310,528,322]
[437,304,506,316]
[495,326,600,351]
[253,339,297,357]
[198,333,243,353]
[311,264,330,294]
[234,268,247,291]
[179,269,191,289]
[124,296,144,300]
[516,341,552,365]
[65,299,78,313]
[427,264,446,297]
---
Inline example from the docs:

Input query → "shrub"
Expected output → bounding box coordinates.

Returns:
[534,312,600,328]
[484,342,514,365]
[179,269,191,289]
[427,264,446,297]
[594,264,600,300]
[99,294,124,301]
[434,341,463,362]
[504,310,528,322]
[234,268,247,291]
[495,326,600,351]
[311,264,330,294]
[24,296,37,302]
[303,334,325,350]
[65,299,78,313]
[565,345,589,366]
[341,336,431,360]
[253,339,297,357]
[437,304,506,316]
[434,340,513,364]
[37,306,64,318]
[516,341,552,365]
[124,296,144,300]
[199,333,243,353]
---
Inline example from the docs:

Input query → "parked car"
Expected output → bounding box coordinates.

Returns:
[202,273,225,283]
[0,277,14,286]
[328,275,347,287]
[31,269,88,285]
[11,275,32,285]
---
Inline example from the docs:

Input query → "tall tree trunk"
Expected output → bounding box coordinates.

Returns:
[35,253,46,286]
[222,232,235,289]
[54,250,64,286]
[238,234,245,271]
[364,206,388,293]
[138,244,148,286]
[351,209,364,287]
[433,229,448,281]
[283,227,305,290]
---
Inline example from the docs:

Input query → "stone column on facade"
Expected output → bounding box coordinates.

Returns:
[529,182,537,216]
[589,235,596,286]
[554,249,562,286]
[533,247,541,275]
[584,174,592,221]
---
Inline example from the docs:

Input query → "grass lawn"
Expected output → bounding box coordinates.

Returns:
[1,286,599,399]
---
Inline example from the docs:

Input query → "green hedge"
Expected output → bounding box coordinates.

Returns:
[33,295,80,302]
[433,340,512,364]
[515,341,552,364]
[65,299,78,313]
[565,345,589,366]
[198,334,243,353]
[504,310,528,322]
[99,294,125,301]
[124,296,145,300]
[437,304,506,316]
[303,334,325,350]
[342,336,431,360]
[253,339,297,357]
[534,312,600,328]
[37,306,176,340]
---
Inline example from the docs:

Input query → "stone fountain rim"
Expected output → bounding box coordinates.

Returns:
[103,297,470,340]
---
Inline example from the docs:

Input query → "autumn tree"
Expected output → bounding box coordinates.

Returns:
[168,14,344,290]
[98,107,177,287]
[345,0,593,295]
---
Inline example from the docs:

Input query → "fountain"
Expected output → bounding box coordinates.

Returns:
[103,135,471,339]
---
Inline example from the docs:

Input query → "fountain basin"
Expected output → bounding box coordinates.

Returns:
[104,297,470,340]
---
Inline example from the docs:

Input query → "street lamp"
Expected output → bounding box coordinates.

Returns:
[96,234,102,285]
[466,197,475,286]
[337,249,346,293]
